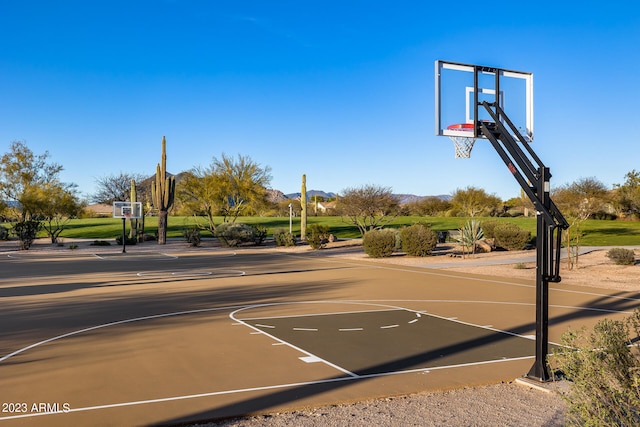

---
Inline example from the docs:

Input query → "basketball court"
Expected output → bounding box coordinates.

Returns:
[1,244,638,426]
[0,59,629,425]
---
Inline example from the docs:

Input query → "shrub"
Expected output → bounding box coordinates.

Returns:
[11,220,41,250]
[400,224,438,257]
[0,226,8,240]
[306,224,330,250]
[273,228,296,247]
[362,229,396,258]
[115,235,137,245]
[493,222,531,251]
[481,220,500,239]
[183,227,201,247]
[214,222,255,247]
[550,308,640,426]
[606,248,636,265]
[90,240,111,246]
[251,225,267,245]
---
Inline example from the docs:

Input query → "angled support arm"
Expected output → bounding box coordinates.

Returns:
[477,101,569,382]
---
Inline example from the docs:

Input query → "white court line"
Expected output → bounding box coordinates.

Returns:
[0,305,245,363]
[135,269,245,278]
[0,355,534,422]
[239,307,400,321]
[230,305,358,378]
[93,252,179,260]
[4,299,629,365]
[3,296,631,421]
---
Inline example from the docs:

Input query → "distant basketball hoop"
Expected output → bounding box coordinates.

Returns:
[112,201,142,219]
[447,123,476,158]
[112,201,143,253]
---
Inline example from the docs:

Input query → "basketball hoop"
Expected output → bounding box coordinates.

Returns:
[447,123,476,158]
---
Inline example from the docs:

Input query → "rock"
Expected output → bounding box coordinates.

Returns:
[476,240,493,253]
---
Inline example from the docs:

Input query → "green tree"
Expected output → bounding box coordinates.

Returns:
[406,196,452,216]
[451,186,501,217]
[177,153,272,233]
[613,170,640,219]
[0,141,64,220]
[552,177,610,218]
[336,184,399,236]
[553,177,610,269]
[33,182,85,243]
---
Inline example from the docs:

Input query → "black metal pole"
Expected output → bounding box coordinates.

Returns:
[527,167,551,381]
[122,218,126,254]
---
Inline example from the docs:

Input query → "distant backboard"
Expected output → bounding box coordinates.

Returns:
[435,60,534,142]
[112,201,143,219]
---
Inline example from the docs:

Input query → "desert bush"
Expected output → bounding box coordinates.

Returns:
[115,235,137,245]
[11,220,41,250]
[400,224,437,256]
[606,248,636,265]
[493,222,531,251]
[306,224,330,250]
[251,225,267,245]
[214,222,255,247]
[183,227,201,247]
[273,228,296,247]
[481,220,500,239]
[362,229,396,258]
[550,308,640,426]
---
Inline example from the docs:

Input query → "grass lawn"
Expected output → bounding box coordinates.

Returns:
[37,215,640,247]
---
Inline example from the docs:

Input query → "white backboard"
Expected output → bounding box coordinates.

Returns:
[435,60,534,142]
[112,201,143,219]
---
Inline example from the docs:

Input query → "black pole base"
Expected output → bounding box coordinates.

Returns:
[526,361,552,383]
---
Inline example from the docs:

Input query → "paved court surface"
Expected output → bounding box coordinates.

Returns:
[1,243,639,426]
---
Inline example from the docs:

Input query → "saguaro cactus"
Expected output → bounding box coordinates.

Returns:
[301,174,307,240]
[151,136,175,245]
[129,178,138,240]
[129,179,145,242]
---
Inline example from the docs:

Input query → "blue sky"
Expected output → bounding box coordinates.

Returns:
[1,1,638,201]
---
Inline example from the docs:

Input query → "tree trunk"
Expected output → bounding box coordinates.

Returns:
[157,209,168,244]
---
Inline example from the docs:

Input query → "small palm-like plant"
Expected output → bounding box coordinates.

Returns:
[456,219,484,256]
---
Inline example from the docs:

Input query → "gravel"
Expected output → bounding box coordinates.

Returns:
[192,382,566,427]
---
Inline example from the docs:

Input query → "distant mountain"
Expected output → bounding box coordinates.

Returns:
[266,189,288,203]
[284,190,336,200]
[281,191,450,204]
